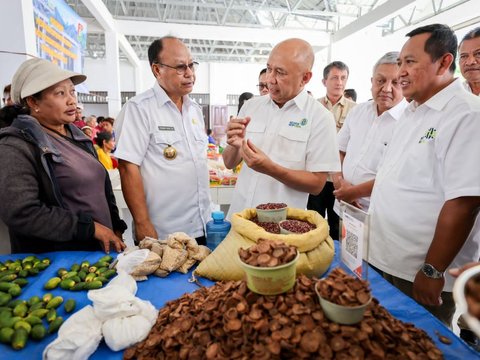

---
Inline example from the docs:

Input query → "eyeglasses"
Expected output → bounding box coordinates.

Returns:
[459,50,480,63]
[257,83,268,90]
[155,61,199,75]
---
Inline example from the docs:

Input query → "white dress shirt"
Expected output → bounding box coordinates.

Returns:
[227,90,341,218]
[114,82,211,239]
[369,79,480,291]
[337,99,408,210]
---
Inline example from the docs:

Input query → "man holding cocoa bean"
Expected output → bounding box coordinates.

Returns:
[368,24,480,327]
[114,37,211,244]
[223,38,340,218]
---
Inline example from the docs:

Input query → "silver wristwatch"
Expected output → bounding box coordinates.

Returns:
[421,263,445,279]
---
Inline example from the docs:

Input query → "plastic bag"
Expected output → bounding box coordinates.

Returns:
[43,305,102,360]
[116,248,150,274]
[88,285,142,322]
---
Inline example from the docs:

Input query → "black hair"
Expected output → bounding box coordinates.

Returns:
[323,61,349,80]
[461,26,480,44]
[207,128,212,136]
[406,24,457,73]
[238,92,254,115]
[147,36,178,66]
[344,89,357,102]
[97,116,105,124]
[3,84,11,94]
[96,131,113,148]
[0,92,42,128]
[259,68,267,77]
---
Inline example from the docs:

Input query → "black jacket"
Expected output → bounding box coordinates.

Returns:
[0,115,126,253]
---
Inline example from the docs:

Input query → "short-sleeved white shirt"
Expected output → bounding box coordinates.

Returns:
[227,90,340,218]
[114,82,211,239]
[369,79,480,291]
[463,80,480,96]
[337,99,408,209]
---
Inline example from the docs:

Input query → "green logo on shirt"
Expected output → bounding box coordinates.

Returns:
[288,118,308,128]
[419,127,437,143]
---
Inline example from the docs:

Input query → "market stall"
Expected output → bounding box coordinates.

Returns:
[0,242,477,359]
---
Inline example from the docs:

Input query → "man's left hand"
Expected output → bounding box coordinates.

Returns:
[241,139,272,174]
[333,179,357,203]
[412,270,445,306]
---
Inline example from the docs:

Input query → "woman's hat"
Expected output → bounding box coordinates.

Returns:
[11,58,87,103]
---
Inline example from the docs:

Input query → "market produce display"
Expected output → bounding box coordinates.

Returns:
[0,256,50,303]
[279,219,316,234]
[43,255,116,291]
[0,292,75,350]
[124,274,443,359]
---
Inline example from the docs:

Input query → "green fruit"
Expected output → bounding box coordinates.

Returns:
[41,258,51,265]
[27,295,41,307]
[94,276,108,284]
[8,284,22,297]
[46,296,63,310]
[0,306,12,314]
[21,256,36,264]
[43,293,53,303]
[13,320,31,334]
[62,271,78,280]
[70,263,81,272]
[93,261,110,269]
[48,317,63,333]
[78,270,87,281]
[29,309,49,319]
[98,255,113,263]
[95,267,108,275]
[0,316,21,329]
[0,292,11,306]
[0,282,15,292]
[80,261,90,269]
[88,266,97,274]
[46,309,56,323]
[59,278,76,290]
[103,269,116,279]
[31,324,46,340]
[28,302,45,312]
[84,280,103,290]
[8,299,26,309]
[70,276,81,283]
[11,327,28,350]
[33,262,49,271]
[44,277,61,290]
[24,315,42,326]
[28,268,39,276]
[57,268,68,277]
[12,278,28,287]
[13,303,27,317]
[0,327,14,344]
[64,299,76,313]
[0,274,17,282]
[85,273,96,282]
[71,282,86,291]
[17,270,28,278]
[22,262,32,270]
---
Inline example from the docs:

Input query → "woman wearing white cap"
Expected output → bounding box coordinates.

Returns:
[0,58,126,254]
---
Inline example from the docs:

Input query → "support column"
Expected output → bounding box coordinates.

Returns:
[105,31,122,117]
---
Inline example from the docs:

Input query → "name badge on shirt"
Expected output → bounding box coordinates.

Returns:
[158,126,175,131]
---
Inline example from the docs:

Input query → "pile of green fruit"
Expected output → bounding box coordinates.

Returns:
[44,255,116,291]
[0,293,75,350]
[0,256,51,305]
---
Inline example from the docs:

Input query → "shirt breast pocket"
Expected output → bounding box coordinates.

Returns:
[400,141,436,189]
[275,127,308,163]
[153,131,184,162]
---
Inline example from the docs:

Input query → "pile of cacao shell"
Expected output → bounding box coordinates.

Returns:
[238,239,297,268]
[124,275,443,360]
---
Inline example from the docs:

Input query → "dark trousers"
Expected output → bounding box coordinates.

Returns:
[196,235,206,246]
[307,181,339,239]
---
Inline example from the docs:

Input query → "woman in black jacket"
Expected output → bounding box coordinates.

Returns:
[0,58,126,254]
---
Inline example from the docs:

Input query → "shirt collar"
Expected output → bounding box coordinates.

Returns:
[408,78,460,112]
[152,81,199,109]
[268,89,308,111]
[381,98,409,121]
[324,94,346,107]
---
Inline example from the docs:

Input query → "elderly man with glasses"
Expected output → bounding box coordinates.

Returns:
[114,36,211,245]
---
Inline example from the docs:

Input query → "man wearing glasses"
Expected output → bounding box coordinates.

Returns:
[257,68,269,96]
[459,27,480,96]
[114,36,211,245]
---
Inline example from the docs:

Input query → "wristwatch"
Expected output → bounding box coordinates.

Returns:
[421,263,445,279]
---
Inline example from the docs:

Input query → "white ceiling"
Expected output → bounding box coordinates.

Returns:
[65,0,477,64]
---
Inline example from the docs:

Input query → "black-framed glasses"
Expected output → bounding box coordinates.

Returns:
[155,61,199,75]
[257,83,268,90]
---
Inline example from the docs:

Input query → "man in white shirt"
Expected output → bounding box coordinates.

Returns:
[223,38,340,217]
[459,27,480,96]
[114,37,210,244]
[257,68,269,96]
[369,24,480,326]
[334,51,407,210]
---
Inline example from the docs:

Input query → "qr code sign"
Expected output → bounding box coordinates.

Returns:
[345,230,358,258]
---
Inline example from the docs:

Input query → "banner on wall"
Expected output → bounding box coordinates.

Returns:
[32,0,87,77]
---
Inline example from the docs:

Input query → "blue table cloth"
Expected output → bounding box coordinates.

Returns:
[0,242,479,360]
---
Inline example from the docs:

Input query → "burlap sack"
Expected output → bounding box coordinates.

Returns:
[194,208,334,281]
